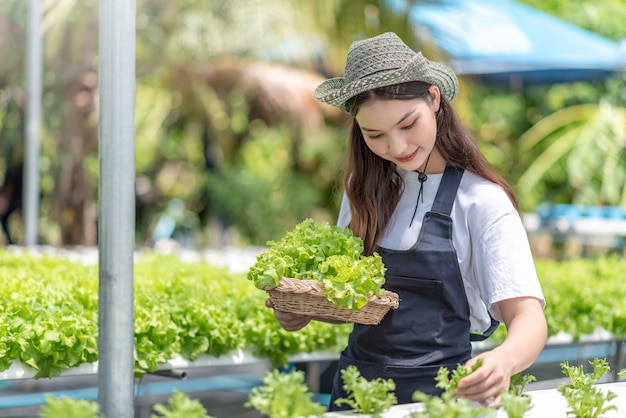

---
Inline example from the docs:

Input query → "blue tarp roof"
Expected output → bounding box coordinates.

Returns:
[404,0,626,85]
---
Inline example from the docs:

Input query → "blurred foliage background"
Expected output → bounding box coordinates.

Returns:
[0,0,625,248]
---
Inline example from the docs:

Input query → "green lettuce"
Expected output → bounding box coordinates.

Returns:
[247,218,387,310]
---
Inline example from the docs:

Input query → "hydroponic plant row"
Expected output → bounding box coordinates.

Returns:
[1,249,625,379]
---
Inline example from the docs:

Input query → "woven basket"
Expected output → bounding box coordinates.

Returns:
[262,277,399,325]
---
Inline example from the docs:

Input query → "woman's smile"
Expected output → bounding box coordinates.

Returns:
[396,149,418,163]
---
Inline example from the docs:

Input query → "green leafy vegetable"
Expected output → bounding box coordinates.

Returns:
[319,254,386,309]
[412,391,495,418]
[39,396,101,418]
[439,360,483,394]
[240,304,351,368]
[0,255,99,378]
[39,391,213,418]
[0,250,351,376]
[334,365,397,417]
[247,218,387,310]
[411,361,495,418]
[245,369,327,418]
[500,392,533,418]
[151,390,214,418]
[558,358,617,418]
[499,373,536,418]
[508,373,536,397]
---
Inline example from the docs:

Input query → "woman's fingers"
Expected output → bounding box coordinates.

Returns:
[265,298,311,331]
[273,309,311,331]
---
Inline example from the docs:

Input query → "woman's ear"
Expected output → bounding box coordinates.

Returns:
[428,85,441,113]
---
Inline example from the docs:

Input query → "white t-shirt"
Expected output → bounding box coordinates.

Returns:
[337,168,546,334]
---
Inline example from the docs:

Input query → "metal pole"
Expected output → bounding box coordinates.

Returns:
[23,0,43,246]
[97,0,136,416]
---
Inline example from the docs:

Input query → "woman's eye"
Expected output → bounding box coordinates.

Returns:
[401,120,416,130]
[368,133,384,139]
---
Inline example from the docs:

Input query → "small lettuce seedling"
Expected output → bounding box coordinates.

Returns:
[500,373,536,418]
[39,396,101,418]
[334,365,397,417]
[558,358,617,418]
[411,360,495,418]
[245,369,326,418]
[151,390,215,418]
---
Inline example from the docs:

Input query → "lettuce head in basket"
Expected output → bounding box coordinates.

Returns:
[247,218,388,310]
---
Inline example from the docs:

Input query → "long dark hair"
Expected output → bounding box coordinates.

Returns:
[343,81,518,256]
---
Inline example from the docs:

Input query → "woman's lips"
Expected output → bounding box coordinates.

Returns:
[396,150,417,163]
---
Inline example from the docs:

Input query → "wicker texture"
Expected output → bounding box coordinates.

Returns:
[262,277,399,325]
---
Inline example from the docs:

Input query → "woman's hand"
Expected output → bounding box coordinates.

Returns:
[264,298,311,331]
[456,296,547,408]
[456,349,511,407]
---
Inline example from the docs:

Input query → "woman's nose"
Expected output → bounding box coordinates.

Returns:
[387,134,407,156]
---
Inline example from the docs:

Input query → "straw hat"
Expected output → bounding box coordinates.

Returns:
[315,32,458,113]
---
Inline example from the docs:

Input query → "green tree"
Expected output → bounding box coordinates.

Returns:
[3,0,625,246]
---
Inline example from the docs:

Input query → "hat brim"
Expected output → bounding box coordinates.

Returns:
[315,57,458,113]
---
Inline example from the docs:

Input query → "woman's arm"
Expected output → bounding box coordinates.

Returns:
[456,296,547,407]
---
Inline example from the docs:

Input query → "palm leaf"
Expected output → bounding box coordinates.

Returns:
[517,104,599,153]
[517,101,626,209]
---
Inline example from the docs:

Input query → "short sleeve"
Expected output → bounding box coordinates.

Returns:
[472,212,546,322]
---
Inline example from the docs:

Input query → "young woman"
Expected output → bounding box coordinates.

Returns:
[266,32,547,410]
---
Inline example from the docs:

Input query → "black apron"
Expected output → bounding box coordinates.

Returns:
[329,166,497,410]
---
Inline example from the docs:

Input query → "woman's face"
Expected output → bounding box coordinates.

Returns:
[355,85,441,173]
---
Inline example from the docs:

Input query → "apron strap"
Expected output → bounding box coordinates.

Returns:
[430,165,464,216]
[470,316,500,341]
[430,165,501,342]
